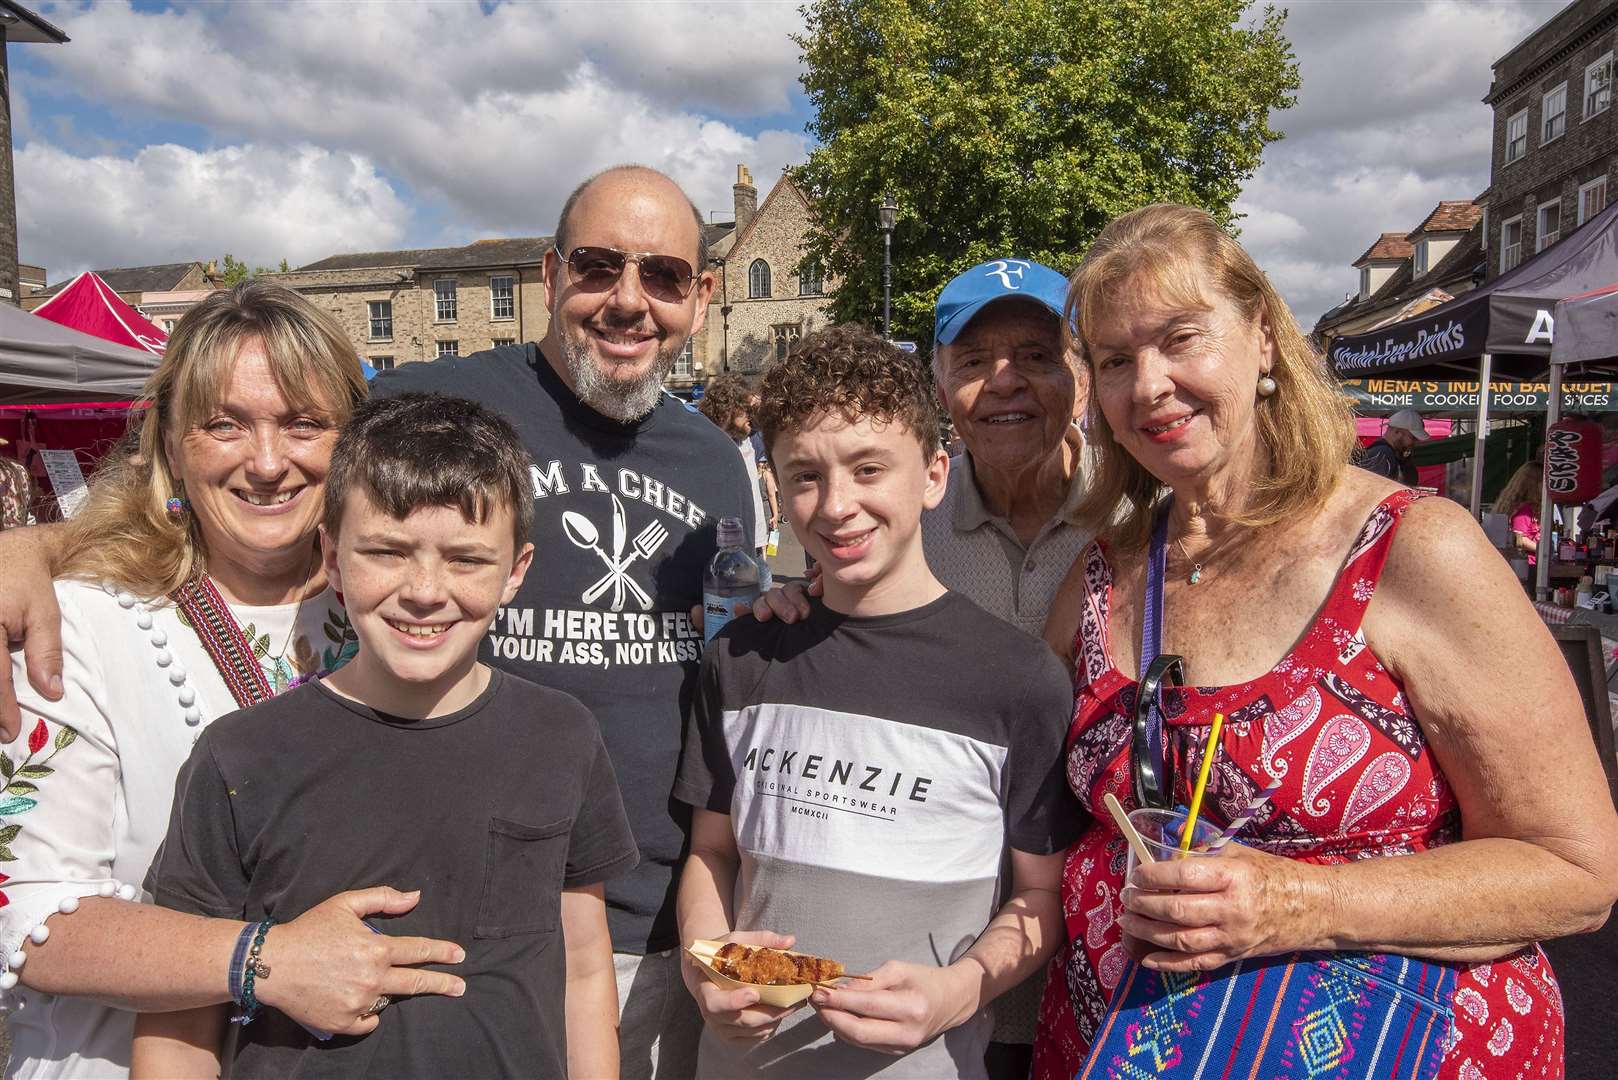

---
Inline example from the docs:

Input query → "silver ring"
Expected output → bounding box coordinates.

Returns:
[361,995,391,1018]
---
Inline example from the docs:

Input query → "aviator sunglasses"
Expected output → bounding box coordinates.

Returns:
[553,245,700,303]
[1132,653,1185,811]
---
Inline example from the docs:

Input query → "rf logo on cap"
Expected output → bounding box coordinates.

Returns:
[983,260,1031,290]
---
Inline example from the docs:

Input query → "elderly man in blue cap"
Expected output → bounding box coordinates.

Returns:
[923,259,1092,639]
[924,260,1093,1080]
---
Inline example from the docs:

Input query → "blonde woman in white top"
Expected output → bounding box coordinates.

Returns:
[1,283,467,1079]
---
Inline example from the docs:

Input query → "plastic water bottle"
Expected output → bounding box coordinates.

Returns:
[703,516,763,642]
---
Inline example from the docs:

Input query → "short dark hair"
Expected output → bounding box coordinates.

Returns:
[554,164,710,270]
[324,393,534,554]
[756,324,940,459]
[697,373,754,438]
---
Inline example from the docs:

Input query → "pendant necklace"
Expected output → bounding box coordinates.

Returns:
[1174,536,1205,585]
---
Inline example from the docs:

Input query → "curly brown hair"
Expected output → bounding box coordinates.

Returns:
[756,324,939,459]
[697,372,754,439]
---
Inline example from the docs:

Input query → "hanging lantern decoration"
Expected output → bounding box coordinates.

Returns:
[1546,417,1603,504]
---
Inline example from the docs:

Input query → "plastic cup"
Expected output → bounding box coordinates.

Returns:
[1125,806,1225,881]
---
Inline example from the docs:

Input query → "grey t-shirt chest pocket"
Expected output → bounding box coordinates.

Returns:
[476,816,573,938]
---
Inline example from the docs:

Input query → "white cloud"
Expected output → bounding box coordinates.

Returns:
[18,0,1570,323]
[19,142,409,276]
[29,0,810,249]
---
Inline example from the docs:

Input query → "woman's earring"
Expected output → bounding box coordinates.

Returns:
[165,496,188,520]
[1257,374,1278,397]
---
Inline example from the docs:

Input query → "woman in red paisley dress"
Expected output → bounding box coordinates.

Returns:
[1032,204,1618,1080]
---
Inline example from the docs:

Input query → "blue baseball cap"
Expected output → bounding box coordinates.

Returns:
[933,259,1070,345]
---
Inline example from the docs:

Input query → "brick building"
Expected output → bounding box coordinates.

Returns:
[268,164,830,391]
[264,240,551,370]
[1314,201,1485,343]
[706,165,834,376]
[1484,0,1618,277]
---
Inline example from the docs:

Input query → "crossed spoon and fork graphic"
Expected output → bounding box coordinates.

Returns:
[561,494,669,611]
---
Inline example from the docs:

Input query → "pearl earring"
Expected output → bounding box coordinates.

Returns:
[1257,374,1277,397]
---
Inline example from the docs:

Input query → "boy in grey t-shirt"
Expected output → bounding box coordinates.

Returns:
[674,326,1079,1079]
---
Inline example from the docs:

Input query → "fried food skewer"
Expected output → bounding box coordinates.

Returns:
[710,942,865,986]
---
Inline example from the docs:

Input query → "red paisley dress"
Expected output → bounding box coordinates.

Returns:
[1032,490,1565,1080]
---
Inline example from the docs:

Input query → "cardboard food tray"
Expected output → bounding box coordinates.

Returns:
[684,939,835,1007]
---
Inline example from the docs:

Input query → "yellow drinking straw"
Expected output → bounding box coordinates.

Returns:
[1180,711,1224,852]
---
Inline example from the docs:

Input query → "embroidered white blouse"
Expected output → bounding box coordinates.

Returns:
[0,578,353,1079]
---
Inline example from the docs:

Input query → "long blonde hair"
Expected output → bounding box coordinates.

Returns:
[1495,461,1544,517]
[55,282,366,597]
[1066,204,1356,546]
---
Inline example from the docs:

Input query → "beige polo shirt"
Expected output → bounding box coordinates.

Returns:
[921,435,1095,639]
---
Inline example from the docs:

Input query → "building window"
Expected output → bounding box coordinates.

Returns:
[437,340,459,357]
[162,319,177,333]
[1537,199,1562,251]
[490,275,514,320]
[1358,266,1371,299]
[1586,52,1612,118]
[368,355,395,371]
[434,279,458,322]
[368,300,393,340]
[1501,215,1523,273]
[672,339,694,379]
[1580,176,1609,226]
[799,258,825,296]
[1505,109,1528,163]
[771,322,801,362]
[1543,83,1567,143]
[1412,240,1429,276]
[748,259,771,298]
[491,337,515,348]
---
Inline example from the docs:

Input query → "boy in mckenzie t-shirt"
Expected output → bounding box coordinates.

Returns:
[136,395,638,1079]
[673,326,1079,1079]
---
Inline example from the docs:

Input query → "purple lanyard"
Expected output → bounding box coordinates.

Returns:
[1139,499,1173,782]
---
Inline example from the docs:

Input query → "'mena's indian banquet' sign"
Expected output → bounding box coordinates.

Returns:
[1341,378,1616,413]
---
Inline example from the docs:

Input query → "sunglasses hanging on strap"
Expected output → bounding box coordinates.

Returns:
[1133,499,1183,811]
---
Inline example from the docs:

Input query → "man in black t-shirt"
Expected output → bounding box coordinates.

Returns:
[141,396,637,1078]
[372,166,753,1078]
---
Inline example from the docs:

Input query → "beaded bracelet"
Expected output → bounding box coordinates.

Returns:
[232,919,274,1026]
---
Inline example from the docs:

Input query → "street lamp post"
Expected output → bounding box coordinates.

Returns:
[713,256,732,373]
[877,195,898,339]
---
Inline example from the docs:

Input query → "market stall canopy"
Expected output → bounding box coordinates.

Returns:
[32,271,168,357]
[0,301,160,405]
[1330,195,1618,379]
[1550,281,1618,366]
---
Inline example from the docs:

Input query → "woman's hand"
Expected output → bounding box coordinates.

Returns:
[0,525,66,740]
[255,886,466,1036]
[680,930,805,1043]
[1118,845,1324,973]
[809,959,977,1056]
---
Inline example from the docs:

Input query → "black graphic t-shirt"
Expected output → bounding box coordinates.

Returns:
[375,347,754,952]
[148,671,638,1079]
[674,593,1080,1079]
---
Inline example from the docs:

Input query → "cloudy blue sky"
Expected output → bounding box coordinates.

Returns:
[15,0,1564,324]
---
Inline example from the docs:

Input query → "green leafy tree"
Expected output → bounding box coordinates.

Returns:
[217,254,291,285]
[793,0,1299,346]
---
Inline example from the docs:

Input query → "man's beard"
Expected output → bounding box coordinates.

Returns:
[561,333,678,422]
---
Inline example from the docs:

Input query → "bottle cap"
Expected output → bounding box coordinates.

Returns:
[716,516,746,550]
